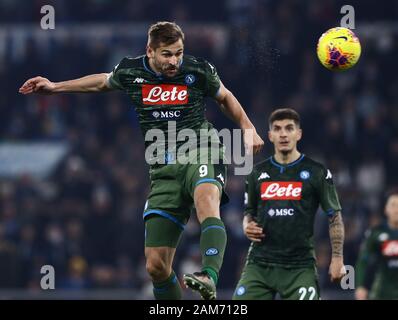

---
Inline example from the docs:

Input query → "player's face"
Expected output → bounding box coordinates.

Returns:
[268,119,302,153]
[385,195,398,224]
[147,39,184,77]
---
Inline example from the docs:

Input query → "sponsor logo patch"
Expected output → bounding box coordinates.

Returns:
[142,84,188,105]
[382,240,398,257]
[150,110,183,120]
[267,208,295,217]
[261,181,302,200]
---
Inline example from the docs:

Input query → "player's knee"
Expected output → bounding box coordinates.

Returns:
[145,257,170,281]
[195,185,219,210]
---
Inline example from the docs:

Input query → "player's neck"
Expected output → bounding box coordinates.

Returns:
[147,57,162,75]
[274,149,301,165]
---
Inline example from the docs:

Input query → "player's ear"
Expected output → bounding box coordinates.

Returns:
[297,128,302,141]
[146,45,154,58]
[268,130,273,143]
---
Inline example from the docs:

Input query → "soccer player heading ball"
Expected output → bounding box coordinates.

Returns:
[19,21,264,300]
[233,108,345,300]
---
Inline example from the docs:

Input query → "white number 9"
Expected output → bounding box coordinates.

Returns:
[199,165,208,177]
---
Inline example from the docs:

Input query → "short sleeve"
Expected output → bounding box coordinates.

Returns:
[244,172,258,217]
[107,60,125,90]
[204,60,221,98]
[318,167,342,216]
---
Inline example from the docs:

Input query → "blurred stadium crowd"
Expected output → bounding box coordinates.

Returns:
[0,0,397,298]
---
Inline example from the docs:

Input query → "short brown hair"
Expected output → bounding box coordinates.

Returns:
[148,21,185,49]
[268,108,301,128]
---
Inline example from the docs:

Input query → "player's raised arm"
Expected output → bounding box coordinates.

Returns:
[215,81,264,155]
[19,73,112,95]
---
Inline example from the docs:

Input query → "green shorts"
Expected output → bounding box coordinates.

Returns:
[232,262,321,300]
[143,149,228,247]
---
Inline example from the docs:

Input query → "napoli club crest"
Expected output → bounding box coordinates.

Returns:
[185,74,195,85]
[300,170,310,180]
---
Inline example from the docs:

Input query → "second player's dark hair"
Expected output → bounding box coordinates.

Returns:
[268,108,301,128]
[148,21,185,49]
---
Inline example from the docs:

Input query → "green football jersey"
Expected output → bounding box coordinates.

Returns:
[244,154,342,267]
[107,54,222,162]
[356,223,398,299]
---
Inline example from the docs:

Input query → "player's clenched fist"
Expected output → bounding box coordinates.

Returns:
[243,129,264,155]
[19,76,56,95]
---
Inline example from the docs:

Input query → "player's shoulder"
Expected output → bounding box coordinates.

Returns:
[302,155,330,177]
[114,55,145,73]
[364,222,388,239]
[254,157,272,170]
[249,157,273,179]
[302,155,326,170]
[182,55,216,73]
[373,222,389,234]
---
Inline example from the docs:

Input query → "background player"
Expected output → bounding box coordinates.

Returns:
[355,193,398,300]
[233,108,345,300]
[19,21,264,300]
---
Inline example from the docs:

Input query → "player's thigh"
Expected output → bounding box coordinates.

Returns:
[145,214,184,248]
[144,165,192,223]
[232,263,276,300]
[279,267,321,300]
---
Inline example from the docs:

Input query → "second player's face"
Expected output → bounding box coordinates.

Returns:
[268,119,302,153]
[147,39,184,77]
[385,195,398,225]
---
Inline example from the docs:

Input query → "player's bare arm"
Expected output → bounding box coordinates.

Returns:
[243,214,265,242]
[328,211,345,282]
[19,73,112,95]
[215,81,264,154]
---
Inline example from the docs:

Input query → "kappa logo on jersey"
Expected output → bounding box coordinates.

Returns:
[217,173,225,184]
[208,63,215,73]
[142,84,188,105]
[261,181,302,200]
[258,172,270,180]
[133,77,146,84]
[326,169,333,179]
[267,208,295,217]
[382,240,398,257]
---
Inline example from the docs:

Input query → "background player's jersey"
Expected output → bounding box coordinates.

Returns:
[107,54,221,159]
[356,223,398,299]
[244,154,342,267]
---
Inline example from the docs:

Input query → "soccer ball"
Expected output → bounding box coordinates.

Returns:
[316,27,361,71]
